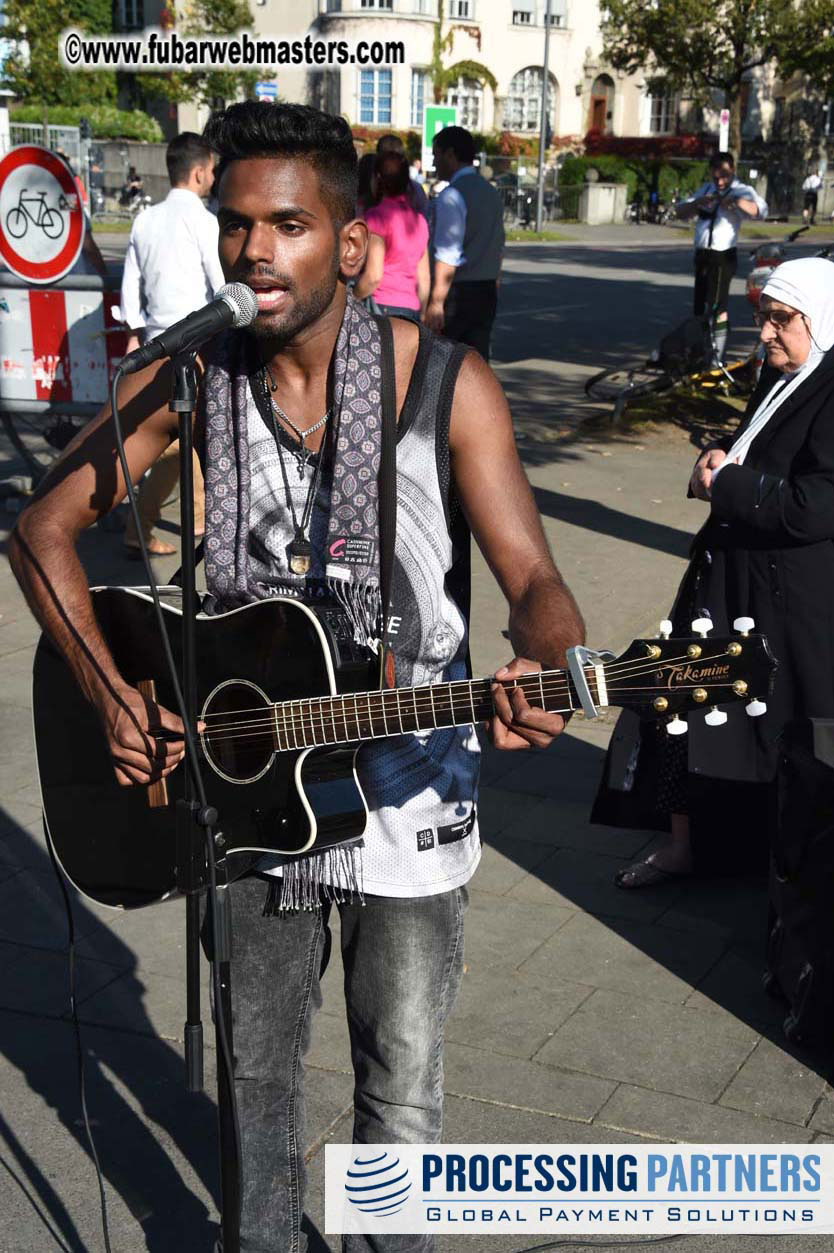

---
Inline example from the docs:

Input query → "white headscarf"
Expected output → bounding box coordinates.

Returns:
[715,256,834,474]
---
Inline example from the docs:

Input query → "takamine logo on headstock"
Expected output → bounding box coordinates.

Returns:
[598,613,778,737]
[666,661,731,690]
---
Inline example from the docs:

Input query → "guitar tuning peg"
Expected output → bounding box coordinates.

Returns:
[691,617,713,637]
[705,706,728,727]
[733,616,755,636]
[659,619,673,639]
[665,715,688,736]
[746,698,767,717]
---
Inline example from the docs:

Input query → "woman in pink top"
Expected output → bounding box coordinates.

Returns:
[355,153,429,323]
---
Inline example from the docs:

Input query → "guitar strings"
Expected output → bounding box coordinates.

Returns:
[195,646,702,722]
[197,644,740,730]
[199,680,747,750]
[197,660,739,741]
[197,646,743,741]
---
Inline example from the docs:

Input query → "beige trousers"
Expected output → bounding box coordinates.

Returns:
[124,441,205,545]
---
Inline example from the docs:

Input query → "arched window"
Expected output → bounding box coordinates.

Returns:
[445,77,483,131]
[589,73,615,135]
[505,67,558,134]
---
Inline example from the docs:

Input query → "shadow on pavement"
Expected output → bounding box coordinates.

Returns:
[477,731,833,1088]
[0,808,220,1251]
[531,483,693,559]
[495,246,759,375]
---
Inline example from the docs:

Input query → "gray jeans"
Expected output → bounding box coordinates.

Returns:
[227,878,468,1253]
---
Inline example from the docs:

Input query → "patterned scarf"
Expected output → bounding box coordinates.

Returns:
[201,292,384,650]
[199,293,386,910]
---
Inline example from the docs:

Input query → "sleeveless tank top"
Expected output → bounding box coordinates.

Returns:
[246,326,481,897]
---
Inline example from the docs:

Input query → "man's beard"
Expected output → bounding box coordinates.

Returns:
[247,250,342,347]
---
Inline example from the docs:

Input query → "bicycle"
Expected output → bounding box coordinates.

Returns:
[5,189,68,242]
[584,313,760,419]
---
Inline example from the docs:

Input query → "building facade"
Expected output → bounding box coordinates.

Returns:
[172,0,664,146]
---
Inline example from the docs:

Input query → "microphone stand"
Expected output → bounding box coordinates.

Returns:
[170,350,241,1253]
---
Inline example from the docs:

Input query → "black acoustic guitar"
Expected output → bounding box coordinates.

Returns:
[32,587,776,910]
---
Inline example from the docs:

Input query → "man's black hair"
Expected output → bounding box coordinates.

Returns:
[432,125,475,165]
[203,101,358,225]
[710,150,735,169]
[166,132,214,186]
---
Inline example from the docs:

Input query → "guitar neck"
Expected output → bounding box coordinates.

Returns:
[272,667,593,752]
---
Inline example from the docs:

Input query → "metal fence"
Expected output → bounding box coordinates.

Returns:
[478,155,584,227]
[9,123,83,172]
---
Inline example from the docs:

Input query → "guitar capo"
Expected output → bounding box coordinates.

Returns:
[566,645,616,719]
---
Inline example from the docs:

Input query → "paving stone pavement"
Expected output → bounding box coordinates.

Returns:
[1,299,832,1251]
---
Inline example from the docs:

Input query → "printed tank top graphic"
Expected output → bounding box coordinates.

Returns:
[246,329,481,897]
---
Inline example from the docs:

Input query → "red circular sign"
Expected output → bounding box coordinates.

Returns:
[0,145,85,283]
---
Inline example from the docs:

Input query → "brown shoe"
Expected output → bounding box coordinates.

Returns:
[124,535,177,558]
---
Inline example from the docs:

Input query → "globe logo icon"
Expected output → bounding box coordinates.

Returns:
[345,1150,412,1216]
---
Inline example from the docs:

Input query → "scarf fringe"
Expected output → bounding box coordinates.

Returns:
[261,842,366,915]
[327,575,383,653]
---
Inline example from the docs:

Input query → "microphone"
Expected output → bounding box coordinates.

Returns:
[119,282,259,375]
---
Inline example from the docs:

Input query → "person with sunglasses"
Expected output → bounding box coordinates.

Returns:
[594,257,834,888]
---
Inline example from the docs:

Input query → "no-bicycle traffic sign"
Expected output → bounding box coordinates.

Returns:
[0,145,85,284]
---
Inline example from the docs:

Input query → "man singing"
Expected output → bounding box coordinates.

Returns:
[10,103,584,1252]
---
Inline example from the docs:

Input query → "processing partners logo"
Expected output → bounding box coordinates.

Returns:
[326,1144,834,1237]
[345,1150,412,1217]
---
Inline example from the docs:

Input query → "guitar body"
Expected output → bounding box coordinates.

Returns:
[33,586,778,913]
[33,588,376,910]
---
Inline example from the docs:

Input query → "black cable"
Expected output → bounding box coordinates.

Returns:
[108,368,243,1239]
[516,1236,686,1253]
[45,819,113,1253]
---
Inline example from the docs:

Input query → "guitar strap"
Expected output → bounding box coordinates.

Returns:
[375,315,397,689]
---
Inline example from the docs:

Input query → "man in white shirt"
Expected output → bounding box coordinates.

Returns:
[120,133,224,555]
[676,150,767,363]
[802,170,823,225]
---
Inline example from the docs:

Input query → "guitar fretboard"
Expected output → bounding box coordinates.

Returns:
[270,668,593,751]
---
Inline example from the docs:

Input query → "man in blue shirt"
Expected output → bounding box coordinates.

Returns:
[425,126,504,360]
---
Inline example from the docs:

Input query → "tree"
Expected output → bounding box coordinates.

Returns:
[138,0,258,111]
[2,0,116,107]
[430,0,497,108]
[600,0,834,156]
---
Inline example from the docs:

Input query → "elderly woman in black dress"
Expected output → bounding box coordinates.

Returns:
[594,257,834,886]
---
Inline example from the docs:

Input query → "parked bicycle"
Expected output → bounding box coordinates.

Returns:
[5,189,68,241]
[584,314,759,419]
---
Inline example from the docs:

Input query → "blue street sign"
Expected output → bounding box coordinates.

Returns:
[255,81,278,101]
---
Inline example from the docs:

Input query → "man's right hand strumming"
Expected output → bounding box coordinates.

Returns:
[95,683,187,788]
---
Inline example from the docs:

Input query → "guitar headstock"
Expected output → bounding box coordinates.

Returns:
[602,617,777,735]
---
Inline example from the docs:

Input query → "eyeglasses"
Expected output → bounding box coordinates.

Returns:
[753,309,803,330]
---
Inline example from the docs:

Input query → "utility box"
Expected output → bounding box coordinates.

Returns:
[579,182,628,225]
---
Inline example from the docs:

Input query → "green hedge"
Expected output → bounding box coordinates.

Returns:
[559,154,711,201]
[10,105,163,142]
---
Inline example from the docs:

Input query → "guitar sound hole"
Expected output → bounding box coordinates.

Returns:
[202,681,275,783]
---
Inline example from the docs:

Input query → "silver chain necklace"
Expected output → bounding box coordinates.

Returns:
[262,362,330,479]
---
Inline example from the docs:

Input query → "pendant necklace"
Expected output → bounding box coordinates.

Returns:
[258,366,328,577]
[262,360,330,481]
